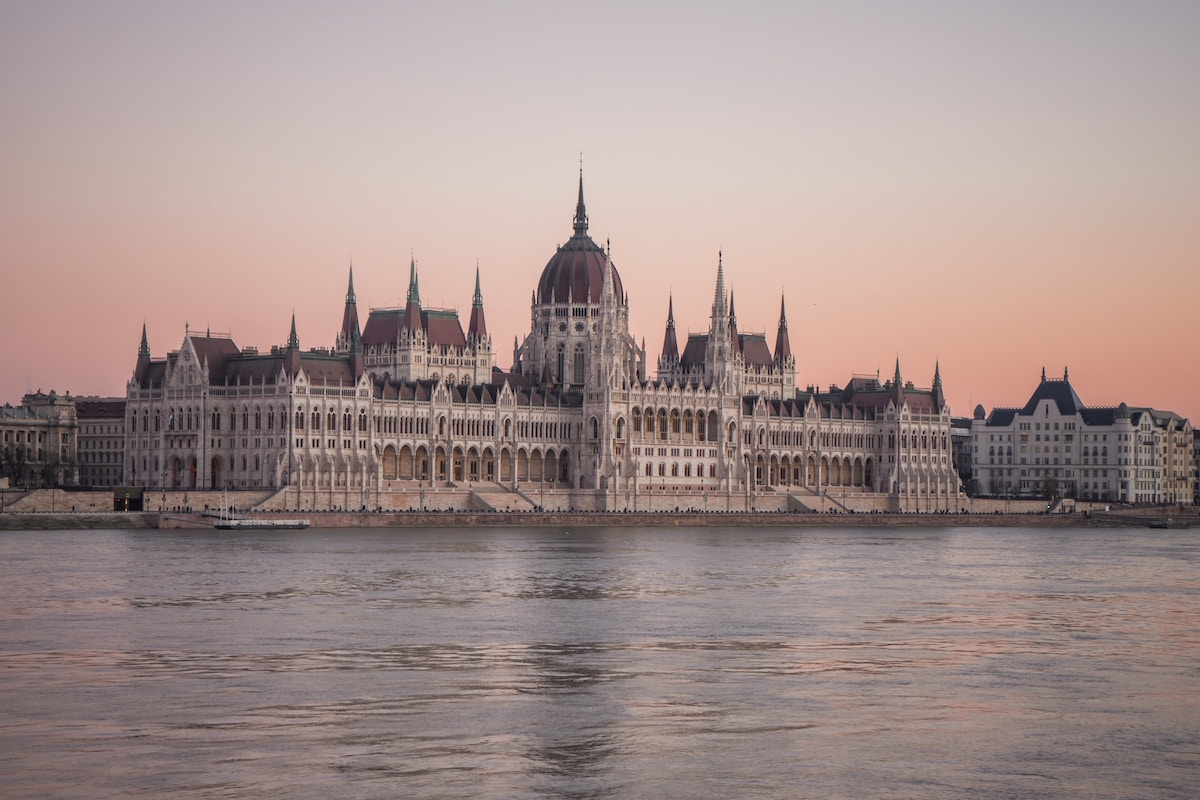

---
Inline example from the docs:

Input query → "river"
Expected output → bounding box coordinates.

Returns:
[1,525,1197,798]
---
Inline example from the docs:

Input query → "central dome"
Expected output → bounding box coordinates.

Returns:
[536,174,624,305]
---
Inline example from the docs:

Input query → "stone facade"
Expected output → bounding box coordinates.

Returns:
[123,175,962,512]
[971,369,1194,505]
[0,391,78,488]
[76,397,126,488]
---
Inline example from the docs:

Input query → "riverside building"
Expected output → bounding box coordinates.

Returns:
[123,174,961,512]
[970,369,1194,505]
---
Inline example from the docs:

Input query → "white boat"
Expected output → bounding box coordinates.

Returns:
[213,517,311,530]
[212,490,310,530]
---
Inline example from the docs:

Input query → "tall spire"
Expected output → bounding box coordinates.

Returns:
[573,157,588,236]
[404,256,422,336]
[774,294,792,363]
[712,250,728,318]
[287,312,300,350]
[894,357,903,386]
[338,261,361,352]
[406,256,421,305]
[138,321,150,358]
[661,294,679,363]
[932,360,945,409]
[468,263,487,342]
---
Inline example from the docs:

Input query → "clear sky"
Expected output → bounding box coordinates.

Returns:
[3,2,1198,421]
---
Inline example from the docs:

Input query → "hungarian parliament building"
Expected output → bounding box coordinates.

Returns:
[123,175,960,512]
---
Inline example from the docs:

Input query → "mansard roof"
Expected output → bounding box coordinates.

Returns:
[75,398,126,419]
[1020,378,1084,416]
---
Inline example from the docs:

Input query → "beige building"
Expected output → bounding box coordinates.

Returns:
[76,397,126,488]
[971,369,1194,505]
[123,174,961,512]
[0,391,78,488]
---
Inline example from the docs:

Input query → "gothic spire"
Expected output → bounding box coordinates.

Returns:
[468,263,488,342]
[287,312,300,350]
[931,361,946,411]
[138,321,150,358]
[338,262,361,352]
[774,294,792,363]
[406,256,421,305]
[404,256,422,335]
[712,251,728,319]
[661,294,679,363]
[573,158,588,236]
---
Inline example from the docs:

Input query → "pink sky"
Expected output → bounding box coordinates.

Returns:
[3,3,1198,421]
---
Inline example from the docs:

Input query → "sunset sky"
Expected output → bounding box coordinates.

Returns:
[3,2,1198,421]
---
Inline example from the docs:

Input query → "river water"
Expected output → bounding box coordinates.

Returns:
[1,525,1197,799]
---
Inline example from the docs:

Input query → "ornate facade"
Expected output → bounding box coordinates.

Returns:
[971,369,1194,505]
[123,174,961,511]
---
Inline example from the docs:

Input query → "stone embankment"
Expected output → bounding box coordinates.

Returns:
[3,508,1195,531]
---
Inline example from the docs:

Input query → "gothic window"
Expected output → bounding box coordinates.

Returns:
[343,410,351,431]
[242,409,249,430]
[328,409,336,430]
[556,344,565,384]
[212,411,221,431]
[255,409,261,430]
[645,462,652,477]
[573,344,585,385]
[358,410,368,432]
[296,409,305,430]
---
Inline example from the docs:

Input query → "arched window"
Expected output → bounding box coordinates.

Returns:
[358,410,367,432]
[212,410,221,431]
[254,409,261,430]
[591,418,599,439]
[573,344,585,385]
[296,409,305,430]
[241,409,249,430]
[343,410,351,431]
[328,409,336,430]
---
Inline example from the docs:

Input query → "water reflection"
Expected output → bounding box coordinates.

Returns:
[0,526,1197,799]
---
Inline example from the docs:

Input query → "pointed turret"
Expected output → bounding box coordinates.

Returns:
[773,294,792,364]
[337,263,361,353]
[728,290,740,354]
[134,322,152,385]
[712,250,728,319]
[932,361,945,410]
[284,312,302,376]
[403,256,423,336]
[892,357,905,404]
[467,264,488,342]
[661,294,679,364]
[573,161,588,237]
